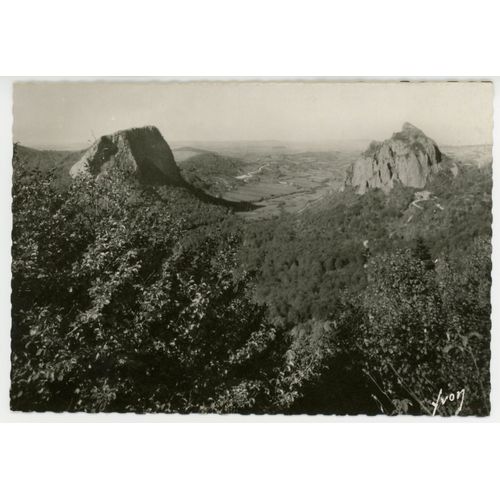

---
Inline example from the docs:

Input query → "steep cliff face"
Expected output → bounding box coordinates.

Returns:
[345,123,445,194]
[70,126,185,186]
[69,125,258,212]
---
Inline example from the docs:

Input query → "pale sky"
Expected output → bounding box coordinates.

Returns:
[13,81,493,149]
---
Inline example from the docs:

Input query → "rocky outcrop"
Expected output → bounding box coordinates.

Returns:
[69,125,259,212]
[344,123,445,194]
[70,126,185,186]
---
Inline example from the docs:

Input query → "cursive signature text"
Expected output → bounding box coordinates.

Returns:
[431,388,465,416]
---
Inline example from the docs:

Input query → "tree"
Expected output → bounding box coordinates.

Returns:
[11,148,305,413]
[356,245,490,416]
[413,235,434,270]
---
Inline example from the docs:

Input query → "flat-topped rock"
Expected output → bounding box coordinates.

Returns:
[70,126,184,186]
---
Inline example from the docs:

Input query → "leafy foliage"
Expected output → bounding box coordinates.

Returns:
[240,187,414,322]
[11,146,306,413]
[356,243,490,415]
[11,143,492,416]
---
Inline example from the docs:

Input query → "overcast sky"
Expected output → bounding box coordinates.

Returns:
[13,81,493,149]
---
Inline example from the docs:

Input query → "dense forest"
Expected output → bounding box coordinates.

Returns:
[240,166,492,323]
[11,145,492,415]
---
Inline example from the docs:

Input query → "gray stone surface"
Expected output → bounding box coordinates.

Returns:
[70,126,184,186]
[345,123,445,194]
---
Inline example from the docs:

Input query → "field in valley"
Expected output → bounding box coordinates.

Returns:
[227,150,359,218]
[174,143,361,219]
[172,142,493,220]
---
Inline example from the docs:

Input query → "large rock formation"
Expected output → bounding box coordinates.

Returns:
[344,122,445,194]
[70,126,185,186]
[69,125,259,212]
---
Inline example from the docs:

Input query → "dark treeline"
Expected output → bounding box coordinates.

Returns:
[11,146,492,415]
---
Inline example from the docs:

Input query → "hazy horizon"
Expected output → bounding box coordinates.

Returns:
[13,81,494,150]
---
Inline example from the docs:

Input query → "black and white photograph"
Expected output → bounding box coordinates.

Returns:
[2,0,500,497]
[8,80,493,416]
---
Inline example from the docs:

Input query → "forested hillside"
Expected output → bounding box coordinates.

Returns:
[11,142,492,415]
[240,165,492,323]
[178,152,247,196]
[15,145,85,186]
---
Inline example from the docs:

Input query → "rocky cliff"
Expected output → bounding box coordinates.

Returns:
[344,122,446,194]
[69,125,259,212]
[70,126,185,186]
